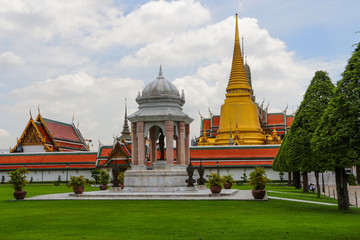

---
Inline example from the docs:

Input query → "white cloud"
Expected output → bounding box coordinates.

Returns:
[83,0,211,49]
[0,51,25,66]
[3,71,143,149]
[0,129,10,137]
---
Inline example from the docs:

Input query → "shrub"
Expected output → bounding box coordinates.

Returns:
[241,173,247,183]
[118,172,124,184]
[91,169,101,184]
[68,175,87,188]
[221,173,234,184]
[206,173,221,187]
[8,167,29,191]
[99,170,111,185]
[248,167,269,190]
[347,174,356,185]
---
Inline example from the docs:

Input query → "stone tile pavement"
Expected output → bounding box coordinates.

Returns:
[322,185,360,208]
[22,189,268,201]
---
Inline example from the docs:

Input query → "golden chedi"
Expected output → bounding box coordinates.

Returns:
[214,14,265,145]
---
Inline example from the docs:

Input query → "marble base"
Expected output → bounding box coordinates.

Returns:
[197,185,207,190]
[109,187,122,192]
[124,163,188,192]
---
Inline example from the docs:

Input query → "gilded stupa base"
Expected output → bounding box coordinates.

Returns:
[214,129,265,146]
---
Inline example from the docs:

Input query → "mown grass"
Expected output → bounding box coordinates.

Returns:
[0,184,359,240]
[234,184,339,204]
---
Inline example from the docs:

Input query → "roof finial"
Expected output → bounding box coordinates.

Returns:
[29,109,32,119]
[125,98,127,117]
[38,104,40,114]
[159,65,163,77]
[121,98,131,141]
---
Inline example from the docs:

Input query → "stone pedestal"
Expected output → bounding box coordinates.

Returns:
[123,162,188,192]
[109,187,122,192]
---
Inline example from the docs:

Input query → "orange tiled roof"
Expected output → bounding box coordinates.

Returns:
[0,152,96,170]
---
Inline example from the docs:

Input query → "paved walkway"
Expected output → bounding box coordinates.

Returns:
[268,196,337,206]
[23,189,268,201]
[323,185,360,208]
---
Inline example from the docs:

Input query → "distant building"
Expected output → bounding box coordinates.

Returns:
[11,112,89,153]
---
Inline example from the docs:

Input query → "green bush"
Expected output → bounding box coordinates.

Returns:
[99,170,111,185]
[118,172,124,184]
[8,167,29,191]
[206,173,221,186]
[241,173,247,183]
[91,169,101,184]
[347,174,356,185]
[221,173,234,184]
[68,175,88,188]
[248,167,269,190]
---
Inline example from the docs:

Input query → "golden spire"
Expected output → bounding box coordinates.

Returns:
[226,13,250,92]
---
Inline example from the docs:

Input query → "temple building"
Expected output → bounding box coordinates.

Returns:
[11,112,89,153]
[197,14,292,147]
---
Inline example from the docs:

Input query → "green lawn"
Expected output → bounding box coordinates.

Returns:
[0,184,359,240]
[234,184,339,204]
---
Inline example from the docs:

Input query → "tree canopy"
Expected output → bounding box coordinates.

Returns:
[312,42,360,210]
[273,71,334,173]
[312,43,360,168]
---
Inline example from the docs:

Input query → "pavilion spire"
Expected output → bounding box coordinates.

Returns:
[159,65,163,78]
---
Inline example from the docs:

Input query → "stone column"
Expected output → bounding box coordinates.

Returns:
[178,121,185,165]
[131,122,138,165]
[150,127,157,163]
[175,131,180,165]
[137,121,145,165]
[185,123,190,165]
[165,120,174,165]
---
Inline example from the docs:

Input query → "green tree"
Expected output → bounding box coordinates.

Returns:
[312,42,360,210]
[273,71,334,193]
[91,169,101,184]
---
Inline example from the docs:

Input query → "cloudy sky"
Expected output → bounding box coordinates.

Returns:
[0,0,359,151]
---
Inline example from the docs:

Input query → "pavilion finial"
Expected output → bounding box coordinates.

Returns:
[159,65,163,77]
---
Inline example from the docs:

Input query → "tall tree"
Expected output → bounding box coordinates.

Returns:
[273,71,334,193]
[312,42,360,210]
[289,71,334,193]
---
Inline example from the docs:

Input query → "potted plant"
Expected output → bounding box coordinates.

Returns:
[207,173,222,194]
[118,172,125,189]
[221,173,234,189]
[99,170,110,190]
[68,175,87,194]
[248,167,269,199]
[8,167,29,200]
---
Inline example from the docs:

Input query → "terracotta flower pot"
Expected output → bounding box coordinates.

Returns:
[223,183,233,189]
[120,183,124,189]
[99,185,108,190]
[210,185,222,194]
[14,191,27,200]
[73,186,85,194]
[252,189,266,199]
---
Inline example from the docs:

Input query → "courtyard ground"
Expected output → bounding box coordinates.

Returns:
[0,184,359,240]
